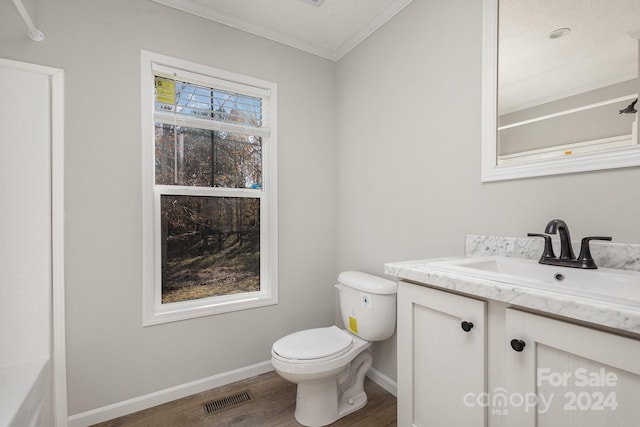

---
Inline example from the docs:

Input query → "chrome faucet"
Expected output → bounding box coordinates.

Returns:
[528,219,612,269]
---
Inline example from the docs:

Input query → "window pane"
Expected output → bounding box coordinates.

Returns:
[154,78,262,128]
[214,131,262,189]
[155,124,262,188]
[160,195,260,304]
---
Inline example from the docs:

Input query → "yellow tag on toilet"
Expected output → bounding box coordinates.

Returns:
[349,316,358,334]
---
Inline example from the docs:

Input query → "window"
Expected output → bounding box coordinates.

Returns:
[141,51,278,325]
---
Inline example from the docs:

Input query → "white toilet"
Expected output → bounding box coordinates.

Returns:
[271,271,397,427]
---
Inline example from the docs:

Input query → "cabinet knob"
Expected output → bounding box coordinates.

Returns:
[510,339,526,352]
[461,321,474,332]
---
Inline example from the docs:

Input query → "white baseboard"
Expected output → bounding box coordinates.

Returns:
[366,366,397,397]
[67,361,274,427]
[67,361,397,427]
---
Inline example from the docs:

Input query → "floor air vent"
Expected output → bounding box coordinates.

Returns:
[204,390,253,414]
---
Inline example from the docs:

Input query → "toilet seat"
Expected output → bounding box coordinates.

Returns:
[272,326,353,362]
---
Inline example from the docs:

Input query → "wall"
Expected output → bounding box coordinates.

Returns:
[0,0,337,416]
[336,0,640,382]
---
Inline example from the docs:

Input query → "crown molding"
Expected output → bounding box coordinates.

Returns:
[152,0,414,62]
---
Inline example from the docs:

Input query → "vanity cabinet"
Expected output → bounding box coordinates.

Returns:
[397,281,487,426]
[504,308,640,427]
[397,280,640,427]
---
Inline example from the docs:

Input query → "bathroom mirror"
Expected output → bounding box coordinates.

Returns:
[481,0,640,181]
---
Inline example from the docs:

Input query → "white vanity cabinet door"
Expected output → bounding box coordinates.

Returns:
[398,281,487,427]
[505,309,640,427]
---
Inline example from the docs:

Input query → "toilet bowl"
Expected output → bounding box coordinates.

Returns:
[271,271,397,427]
[272,326,372,427]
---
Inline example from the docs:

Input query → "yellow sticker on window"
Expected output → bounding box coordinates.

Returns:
[155,76,175,104]
[349,316,358,334]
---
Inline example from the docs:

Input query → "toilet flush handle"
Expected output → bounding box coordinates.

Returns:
[334,284,342,291]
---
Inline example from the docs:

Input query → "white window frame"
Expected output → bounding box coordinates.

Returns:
[141,50,278,326]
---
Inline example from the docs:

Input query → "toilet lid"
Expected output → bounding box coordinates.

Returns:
[273,326,353,360]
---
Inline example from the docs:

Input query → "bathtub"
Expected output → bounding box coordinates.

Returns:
[0,357,51,427]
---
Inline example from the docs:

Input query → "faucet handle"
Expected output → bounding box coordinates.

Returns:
[527,233,556,261]
[576,236,612,269]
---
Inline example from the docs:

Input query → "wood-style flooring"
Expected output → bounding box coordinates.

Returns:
[91,371,397,426]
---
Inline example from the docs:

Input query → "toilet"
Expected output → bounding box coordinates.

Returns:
[271,271,397,427]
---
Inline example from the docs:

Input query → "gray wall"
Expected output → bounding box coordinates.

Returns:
[335,0,640,380]
[0,0,338,416]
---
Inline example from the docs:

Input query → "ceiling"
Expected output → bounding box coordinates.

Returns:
[151,0,414,61]
[499,0,640,114]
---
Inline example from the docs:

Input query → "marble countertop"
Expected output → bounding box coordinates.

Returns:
[385,257,640,336]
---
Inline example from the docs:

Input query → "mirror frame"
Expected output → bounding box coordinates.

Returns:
[481,0,640,182]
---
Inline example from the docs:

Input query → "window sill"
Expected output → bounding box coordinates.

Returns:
[142,291,278,326]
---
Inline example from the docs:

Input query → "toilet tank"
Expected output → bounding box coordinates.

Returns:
[337,271,397,341]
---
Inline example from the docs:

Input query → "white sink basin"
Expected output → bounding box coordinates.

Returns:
[427,256,640,306]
